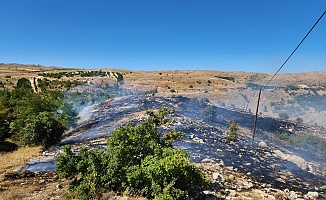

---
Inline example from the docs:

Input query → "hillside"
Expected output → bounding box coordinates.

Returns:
[0,63,326,199]
[1,63,326,127]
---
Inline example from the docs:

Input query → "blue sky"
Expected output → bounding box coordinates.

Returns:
[0,0,325,73]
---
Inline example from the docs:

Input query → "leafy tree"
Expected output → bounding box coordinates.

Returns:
[56,102,79,129]
[0,79,69,148]
[16,78,32,89]
[56,108,209,199]
[0,90,11,141]
[19,111,65,147]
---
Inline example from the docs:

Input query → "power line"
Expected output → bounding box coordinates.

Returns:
[252,9,326,143]
[264,9,326,87]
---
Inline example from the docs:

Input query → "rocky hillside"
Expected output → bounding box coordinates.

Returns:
[2,63,325,127]
[1,63,326,199]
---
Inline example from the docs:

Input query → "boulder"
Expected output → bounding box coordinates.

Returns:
[274,150,308,170]
[288,191,297,200]
[212,173,225,182]
[258,141,267,148]
[304,191,318,200]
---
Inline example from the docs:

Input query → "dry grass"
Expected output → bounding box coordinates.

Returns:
[0,173,70,200]
[0,146,42,175]
[0,184,41,200]
[99,189,147,200]
[0,146,70,200]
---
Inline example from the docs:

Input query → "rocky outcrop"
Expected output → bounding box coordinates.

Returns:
[273,150,308,170]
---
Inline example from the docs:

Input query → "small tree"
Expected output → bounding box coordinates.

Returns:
[19,111,65,147]
[202,105,217,123]
[227,120,238,140]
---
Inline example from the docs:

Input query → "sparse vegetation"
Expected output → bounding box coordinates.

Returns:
[295,93,326,112]
[275,131,326,157]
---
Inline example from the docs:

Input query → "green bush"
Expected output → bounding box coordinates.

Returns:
[19,112,65,147]
[0,79,73,148]
[56,108,209,199]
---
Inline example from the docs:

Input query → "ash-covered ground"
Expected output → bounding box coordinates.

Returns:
[21,93,326,198]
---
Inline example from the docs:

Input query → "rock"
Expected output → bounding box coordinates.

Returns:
[274,190,287,199]
[203,190,215,195]
[274,150,308,170]
[203,190,218,200]
[39,179,46,184]
[227,174,234,181]
[228,189,236,197]
[288,191,297,200]
[258,141,267,148]
[202,158,215,163]
[212,173,225,182]
[252,189,276,200]
[56,184,63,189]
[264,152,272,157]
[266,195,276,200]
[304,191,318,200]
[242,181,253,189]
[219,160,225,167]
[225,166,233,171]
[193,137,204,144]
[308,164,315,174]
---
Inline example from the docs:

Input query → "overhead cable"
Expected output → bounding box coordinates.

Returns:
[264,9,326,87]
[252,9,326,143]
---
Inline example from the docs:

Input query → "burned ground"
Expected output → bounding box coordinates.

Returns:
[35,94,325,195]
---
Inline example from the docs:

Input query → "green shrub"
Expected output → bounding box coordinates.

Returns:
[56,108,209,199]
[18,112,65,147]
[227,120,238,140]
